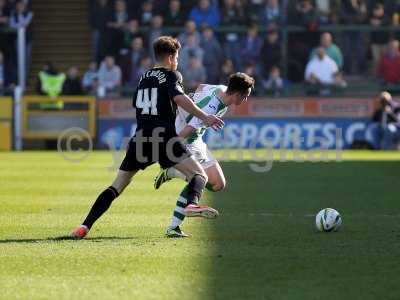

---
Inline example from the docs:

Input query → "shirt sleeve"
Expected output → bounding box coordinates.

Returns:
[167,71,185,99]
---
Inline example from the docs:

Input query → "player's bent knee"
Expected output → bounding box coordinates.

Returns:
[211,177,226,192]
[213,181,226,192]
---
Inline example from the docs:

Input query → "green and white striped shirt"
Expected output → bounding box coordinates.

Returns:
[175,84,228,144]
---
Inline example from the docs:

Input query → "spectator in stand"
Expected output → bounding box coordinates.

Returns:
[0,0,10,27]
[0,1,15,89]
[148,15,164,57]
[106,0,129,56]
[109,0,129,26]
[372,91,400,150]
[291,0,318,28]
[257,0,283,27]
[392,3,400,26]
[137,0,154,26]
[262,65,284,96]
[177,20,201,46]
[98,56,122,95]
[243,63,261,94]
[9,0,33,74]
[220,0,246,70]
[119,36,146,84]
[180,0,198,14]
[287,0,319,81]
[200,26,223,84]
[369,3,390,70]
[189,0,220,29]
[164,0,186,27]
[89,0,110,62]
[82,62,99,94]
[6,0,18,11]
[8,0,30,11]
[63,67,83,95]
[248,0,264,23]
[305,47,346,87]
[240,25,263,70]
[178,33,204,72]
[221,0,247,26]
[260,26,281,79]
[340,0,368,74]
[36,62,66,98]
[123,19,143,50]
[315,0,340,24]
[130,55,152,86]
[377,39,400,85]
[310,32,343,70]
[182,56,207,92]
[147,0,169,12]
[219,59,235,85]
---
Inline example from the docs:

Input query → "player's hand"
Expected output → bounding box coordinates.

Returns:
[380,91,392,102]
[204,114,224,131]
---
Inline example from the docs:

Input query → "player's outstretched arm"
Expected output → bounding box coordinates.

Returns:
[174,94,224,130]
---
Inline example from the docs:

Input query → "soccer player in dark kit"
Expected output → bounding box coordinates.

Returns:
[71,36,224,238]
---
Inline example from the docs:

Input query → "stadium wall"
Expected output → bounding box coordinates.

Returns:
[97,97,380,150]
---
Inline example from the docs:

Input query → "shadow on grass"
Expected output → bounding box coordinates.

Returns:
[0,236,138,243]
[207,161,400,299]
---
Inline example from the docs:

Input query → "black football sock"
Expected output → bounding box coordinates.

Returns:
[82,186,119,230]
[186,174,207,205]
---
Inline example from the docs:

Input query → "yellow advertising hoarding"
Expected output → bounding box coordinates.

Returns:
[0,97,12,150]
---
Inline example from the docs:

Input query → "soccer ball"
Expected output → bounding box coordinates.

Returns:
[315,208,342,232]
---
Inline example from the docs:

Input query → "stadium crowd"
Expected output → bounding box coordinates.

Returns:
[82,0,400,96]
[3,0,400,97]
[0,0,32,94]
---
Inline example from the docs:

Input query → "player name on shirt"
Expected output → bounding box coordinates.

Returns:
[139,69,167,84]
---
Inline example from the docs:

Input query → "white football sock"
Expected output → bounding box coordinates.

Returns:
[170,195,188,228]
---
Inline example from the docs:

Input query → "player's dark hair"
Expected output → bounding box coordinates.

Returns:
[153,36,181,62]
[226,72,255,95]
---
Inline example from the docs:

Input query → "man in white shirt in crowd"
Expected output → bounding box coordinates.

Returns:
[97,56,122,96]
[305,47,346,87]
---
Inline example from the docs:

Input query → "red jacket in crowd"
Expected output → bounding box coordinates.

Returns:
[377,53,400,84]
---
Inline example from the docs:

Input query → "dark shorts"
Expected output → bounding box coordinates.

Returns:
[119,130,190,171]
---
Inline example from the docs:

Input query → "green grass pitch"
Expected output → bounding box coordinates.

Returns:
[1,151,400,299]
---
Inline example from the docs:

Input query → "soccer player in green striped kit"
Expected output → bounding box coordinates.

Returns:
[154,72,255,237]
